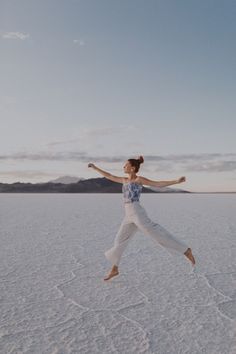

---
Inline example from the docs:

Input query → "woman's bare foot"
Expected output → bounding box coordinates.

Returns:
[184,248,196,266]
[104,265,119,281]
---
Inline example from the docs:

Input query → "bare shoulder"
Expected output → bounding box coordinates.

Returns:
[135,176,144,185]
[137,176,151,185]
[123,176,143,185]
[106,175,128,184]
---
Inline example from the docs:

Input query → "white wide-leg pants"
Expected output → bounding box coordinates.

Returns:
[104,201,189,266]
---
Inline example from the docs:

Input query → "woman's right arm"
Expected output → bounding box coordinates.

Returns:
[88,163,112,179]
[88,163,124,184]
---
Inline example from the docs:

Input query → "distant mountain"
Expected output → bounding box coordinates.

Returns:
[148,186,189,193]
[0,177,191,193]
[49,176,85,184]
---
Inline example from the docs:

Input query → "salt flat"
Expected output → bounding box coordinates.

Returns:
[0,193,236,354]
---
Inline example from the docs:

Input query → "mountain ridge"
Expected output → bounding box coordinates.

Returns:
[0,176,190,193]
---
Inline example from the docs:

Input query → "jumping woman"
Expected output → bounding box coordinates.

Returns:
[88,156,195,281]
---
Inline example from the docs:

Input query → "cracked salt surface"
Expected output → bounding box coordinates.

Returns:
[0,193,236,353]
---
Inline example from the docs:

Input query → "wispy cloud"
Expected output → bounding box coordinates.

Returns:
[1,31,30,40]
[186,160,236,172]
[46,125,138,147]
[0,170,57,179]
[73,39,85,46]
[151,153,236,172]
[0,152,236,172]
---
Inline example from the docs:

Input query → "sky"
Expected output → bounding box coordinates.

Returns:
[0,0,235,192]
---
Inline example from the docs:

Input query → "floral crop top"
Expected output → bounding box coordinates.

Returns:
[122,182,143,203]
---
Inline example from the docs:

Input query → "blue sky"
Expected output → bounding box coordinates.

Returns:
[0,0,235,192]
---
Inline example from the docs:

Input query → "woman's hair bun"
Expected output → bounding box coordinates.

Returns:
[138,155,144,164]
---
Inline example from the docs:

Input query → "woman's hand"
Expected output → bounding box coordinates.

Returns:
[178,176,186,183]
[88,163,96,169]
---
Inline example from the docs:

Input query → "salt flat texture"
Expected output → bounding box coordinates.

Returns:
[0,193,236,354]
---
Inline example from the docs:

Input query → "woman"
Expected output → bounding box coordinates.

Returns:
[88,156,195,281]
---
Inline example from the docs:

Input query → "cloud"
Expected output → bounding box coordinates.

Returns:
[187,160,236,172]
[0,170,57,179]
[0,151,121,162]
[73,39,85,46]
[151,153,236,172]
[46,125,138,147]
[0,151,87,162]
[47,138,81,147]
[1,31,30,40]
[0,152,236,172]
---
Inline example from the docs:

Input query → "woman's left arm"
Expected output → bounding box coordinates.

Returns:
[140,176,186,188]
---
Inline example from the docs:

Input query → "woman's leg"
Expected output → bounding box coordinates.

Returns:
[104,217,138,280]
[104,217,138,266]
[133,204,195,263]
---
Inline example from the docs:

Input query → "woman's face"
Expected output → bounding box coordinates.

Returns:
[123,161,135,174]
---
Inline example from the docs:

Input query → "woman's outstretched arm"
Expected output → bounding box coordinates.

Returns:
[139,176,186,188]
[88,163,124,184]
